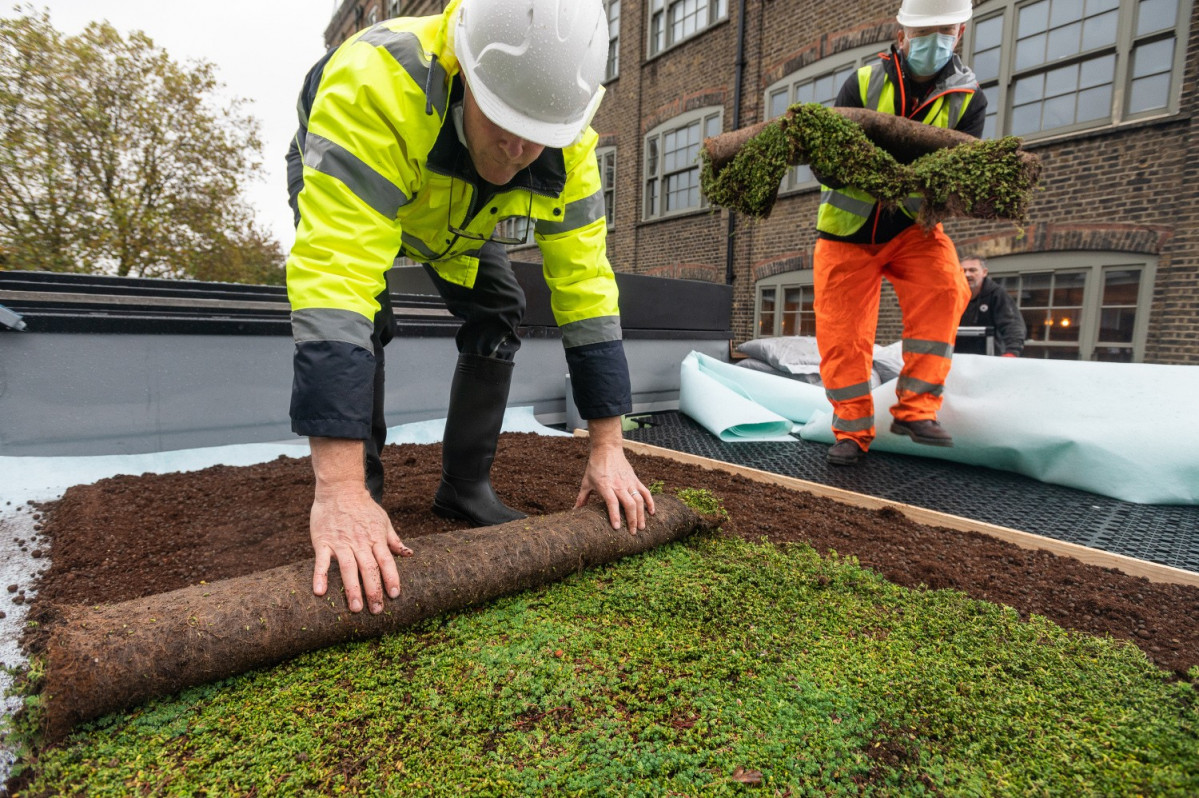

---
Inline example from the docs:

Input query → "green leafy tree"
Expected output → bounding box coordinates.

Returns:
[0,6,284,284]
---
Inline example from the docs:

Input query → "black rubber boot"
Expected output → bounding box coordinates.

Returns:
[432,354,527,526]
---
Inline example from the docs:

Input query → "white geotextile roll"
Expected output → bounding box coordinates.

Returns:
[800,354,1199,505]
[679,351,833,442]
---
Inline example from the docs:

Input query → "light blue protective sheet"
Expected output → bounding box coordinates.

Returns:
[679,351,830,442]
[679,350,1199,505]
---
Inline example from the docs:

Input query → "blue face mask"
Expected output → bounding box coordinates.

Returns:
[905,32,957,77]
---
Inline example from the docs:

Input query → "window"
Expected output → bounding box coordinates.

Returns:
[496,215,535,249]
[648,0,728,57]
[752,252,1152,360]
[387,0,401,18]
[1005,270,1086,359]
[606,1,621,81]
[965,0,1190,139]
[755,274,817,338]
[597,146,617,226]
[764,44,883,192]
[367,6,378,26]
[643,108,722,219]
[986,252,1154,361]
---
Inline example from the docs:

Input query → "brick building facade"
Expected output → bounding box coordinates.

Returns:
[323,0,1199,365]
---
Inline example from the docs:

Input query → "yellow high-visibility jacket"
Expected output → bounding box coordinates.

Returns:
[817,50,982,244]
[287,0,627,440]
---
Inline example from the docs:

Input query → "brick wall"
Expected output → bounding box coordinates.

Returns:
[589,2,916,344]
[315,1,1199,364]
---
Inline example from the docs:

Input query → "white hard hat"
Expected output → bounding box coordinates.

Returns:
[455,0,608,148]
[896,0,973,27]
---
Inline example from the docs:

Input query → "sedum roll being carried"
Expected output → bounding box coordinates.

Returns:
[700,103,1042,227]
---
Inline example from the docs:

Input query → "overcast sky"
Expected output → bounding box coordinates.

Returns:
[40,0,341,253]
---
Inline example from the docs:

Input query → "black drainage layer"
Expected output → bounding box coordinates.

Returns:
[622,411,1199,575]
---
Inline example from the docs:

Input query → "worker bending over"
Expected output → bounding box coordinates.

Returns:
[285,0,654,614]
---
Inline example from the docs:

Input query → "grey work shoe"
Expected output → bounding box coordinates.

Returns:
[826,438,866,466]
[890,418,954,447]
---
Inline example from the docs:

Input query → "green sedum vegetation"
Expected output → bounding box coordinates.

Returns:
[700,103,1039,231]
[6,533,1197,796]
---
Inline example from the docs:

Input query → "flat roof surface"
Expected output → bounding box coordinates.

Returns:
[622,411,1199,575]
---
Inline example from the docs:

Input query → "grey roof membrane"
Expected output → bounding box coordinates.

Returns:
[622,411,1199,574]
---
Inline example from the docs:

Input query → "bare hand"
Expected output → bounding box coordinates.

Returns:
[573,417,656,532]
[310,485,413,613]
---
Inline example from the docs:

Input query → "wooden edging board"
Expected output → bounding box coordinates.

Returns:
[575,431,1199,588]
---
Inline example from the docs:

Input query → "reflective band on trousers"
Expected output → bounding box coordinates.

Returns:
[824,380,872,402]
[903,338,954,358]
[896,375,944,397]
[291,307,375,351]
[561,315,623,349]
[832,414,875,432]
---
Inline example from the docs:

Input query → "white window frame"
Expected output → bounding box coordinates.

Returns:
[753,252,1154,361]
[387,0,401,18]
[647,0,728,58]
[964,0,1192,140]
[366,6,378,26]
[985,251,1155,361]
[643,107,723,220]
[754,271,817,339]
[606,1,621,82]
[496,216,536,250]
[597,146,617,227]
[764,43,884,194]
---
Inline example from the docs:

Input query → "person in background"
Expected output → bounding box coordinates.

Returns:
[959,256,1026,357]
[812,0,984,466]
[285,0,654,616]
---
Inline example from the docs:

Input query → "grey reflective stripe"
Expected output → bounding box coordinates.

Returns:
[534,190,605,236]
[929,58,978,124]
[902,196,924,215]
[945,92,966,124]
[903,338,953,358]
[938,58,978,92]
[292,307,374,350]
[820,189,875,218]
[865,63,887,109]
[832,414,874,432]
[401,232,440,260]
[358,27,449,117]
[400,233,484,263]
[561,315,623,349]
[897,375,944,397]
[304,133,410,219]
[824,380,872,402]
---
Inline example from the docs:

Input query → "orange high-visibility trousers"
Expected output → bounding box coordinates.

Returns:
[813,224,970,450]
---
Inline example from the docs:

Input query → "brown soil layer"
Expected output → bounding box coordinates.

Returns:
[23,433,1199,677]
